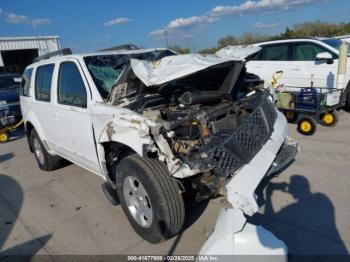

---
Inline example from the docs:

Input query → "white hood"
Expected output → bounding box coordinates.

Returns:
[130,54,235,87]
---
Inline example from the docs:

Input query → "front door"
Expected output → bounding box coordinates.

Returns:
[51,59,100,174]
[290,42,338,89]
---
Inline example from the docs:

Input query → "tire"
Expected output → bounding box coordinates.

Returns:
[320,111,339,127]
[29,129,63,171]
[344,81,350,110]
[0,131,10,143]
[297,117,317,136]
[114,154,185,243]
[284,111,297,123]
[347,91,350,110]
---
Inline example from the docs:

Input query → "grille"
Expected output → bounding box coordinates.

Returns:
[211,148,242,178]
[232,108,269,154]
[261,99,277,128]
[209,97,277,178]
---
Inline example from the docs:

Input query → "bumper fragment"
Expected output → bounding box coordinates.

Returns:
[266,138,298,177]
[199,112,296,257]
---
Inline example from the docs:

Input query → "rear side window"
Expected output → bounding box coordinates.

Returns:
[21,68,33,96]
[35,64,54,102]
[295,43,330,61]
[262,44,291,61]
[58,62,87,108]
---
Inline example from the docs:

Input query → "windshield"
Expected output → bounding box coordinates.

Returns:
[0,75,21,90]
[322,38,350,53]
[84,50,176,99]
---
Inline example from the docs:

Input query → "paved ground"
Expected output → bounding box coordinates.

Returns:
[0,111,349,258]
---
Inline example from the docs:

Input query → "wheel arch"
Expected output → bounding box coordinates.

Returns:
[98,141,138,183]
[24,112,52,153]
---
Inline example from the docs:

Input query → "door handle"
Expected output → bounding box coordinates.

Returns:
[291,66,301,71]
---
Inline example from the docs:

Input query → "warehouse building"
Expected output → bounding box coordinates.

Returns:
[0,36,61,74]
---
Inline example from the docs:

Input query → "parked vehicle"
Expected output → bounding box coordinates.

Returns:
[0,74,22,142]
[334,35,350,44]
[246,37,350,108]
[20,47,297,245]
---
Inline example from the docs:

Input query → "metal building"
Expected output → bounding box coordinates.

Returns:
[0,36,61,74]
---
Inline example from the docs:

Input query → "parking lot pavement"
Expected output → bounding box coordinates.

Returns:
[0,111,349,257]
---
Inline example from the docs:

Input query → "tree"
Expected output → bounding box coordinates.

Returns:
[198,47,219,54]
[218,36,239,48]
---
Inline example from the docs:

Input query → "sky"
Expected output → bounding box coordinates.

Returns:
[0,0,349,52]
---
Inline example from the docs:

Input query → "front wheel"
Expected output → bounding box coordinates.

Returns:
[297,117,317,136]
[115,155,185,243]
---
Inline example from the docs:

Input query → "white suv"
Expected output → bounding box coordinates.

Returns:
[246,38,350,107]
[20,47,297,244]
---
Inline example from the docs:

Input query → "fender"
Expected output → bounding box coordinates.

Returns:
[90,103,158,157]
[97,116,155,156]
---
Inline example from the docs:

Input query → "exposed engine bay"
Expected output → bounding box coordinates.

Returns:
[107,56,276,200]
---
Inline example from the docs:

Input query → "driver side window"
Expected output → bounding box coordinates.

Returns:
[58,62,87,108]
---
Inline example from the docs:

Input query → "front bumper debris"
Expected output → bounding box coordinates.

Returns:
[199,112,296,257]
[266,138,298,177]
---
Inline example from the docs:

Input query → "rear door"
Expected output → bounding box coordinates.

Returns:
[32,64,56,146]
[50,59,100,174]
[246,43,294,86]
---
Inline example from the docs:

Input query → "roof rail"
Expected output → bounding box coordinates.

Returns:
[33,48,72,63]
[99,44,139,52]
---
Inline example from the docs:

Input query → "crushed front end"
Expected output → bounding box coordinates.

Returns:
[103,52,297,255]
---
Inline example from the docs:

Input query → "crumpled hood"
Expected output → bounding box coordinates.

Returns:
[129,54,235,87]
[108,50,256,105]
[127,46,261,87]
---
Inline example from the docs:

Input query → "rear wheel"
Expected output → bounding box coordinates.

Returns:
[30,129,63,171]
[297,117,317,136]
[284,111,297,123]
[320,111,338,127]
[0,131,10,143]
[115,155,185,243]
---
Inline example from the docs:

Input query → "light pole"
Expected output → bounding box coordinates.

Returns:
[164,30,169,48]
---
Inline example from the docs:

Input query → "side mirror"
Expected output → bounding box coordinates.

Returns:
[316,52,333,64]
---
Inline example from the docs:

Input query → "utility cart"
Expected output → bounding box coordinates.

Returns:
[275,86,342,135]
[271,71,343,135]
[0,73,23,142]
[0,111,23,143]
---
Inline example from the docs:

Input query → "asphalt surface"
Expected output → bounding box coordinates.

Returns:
[0,111,349,258]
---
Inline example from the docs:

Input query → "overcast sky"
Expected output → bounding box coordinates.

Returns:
[0,0,349,52]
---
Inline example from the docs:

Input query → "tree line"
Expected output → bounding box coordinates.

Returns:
[169,21,350,54]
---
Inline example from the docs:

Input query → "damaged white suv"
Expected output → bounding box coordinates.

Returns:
[20,46,297,245]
